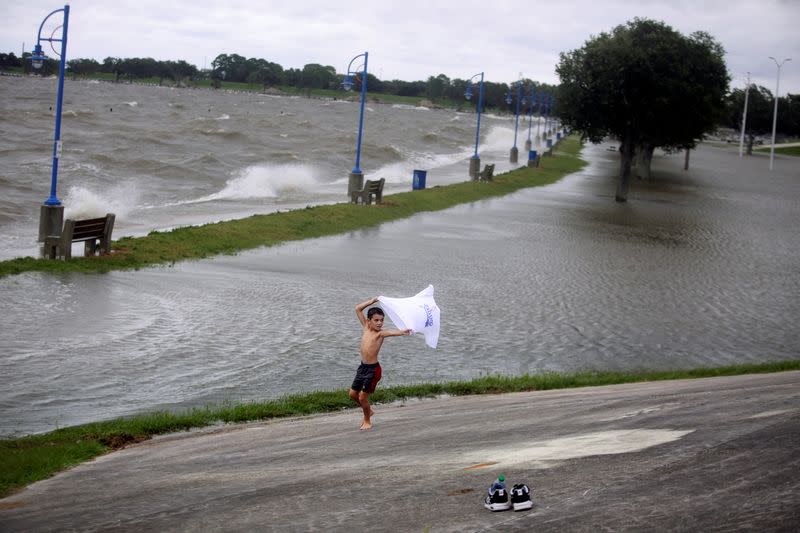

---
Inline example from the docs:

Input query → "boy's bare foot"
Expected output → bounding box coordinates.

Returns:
[369,408,375,418]
[360,420,373,430]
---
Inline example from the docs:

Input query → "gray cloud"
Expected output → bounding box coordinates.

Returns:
[3,0,798,93]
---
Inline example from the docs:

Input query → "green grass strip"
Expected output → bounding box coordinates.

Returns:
[754,145,800,157]
[0,138,584,278]
[1,359,798,498]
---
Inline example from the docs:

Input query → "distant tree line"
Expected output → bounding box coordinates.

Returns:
[208,53,560,111]
[1,50,560,112]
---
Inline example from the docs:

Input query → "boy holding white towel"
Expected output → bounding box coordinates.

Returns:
[350,297,411,430]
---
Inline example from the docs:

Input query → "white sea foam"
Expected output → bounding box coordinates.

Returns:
[482,124,516,151]
[125,101,138,107]
[391,104,430,111]
[216,114,230,120]
[62,182,140,220]
[200,163,320,201]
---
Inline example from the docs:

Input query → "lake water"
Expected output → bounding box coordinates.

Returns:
[1,76,798,438]
[0,75,529,259]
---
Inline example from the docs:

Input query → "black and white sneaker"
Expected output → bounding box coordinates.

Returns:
[510,483,533,511]
[483,478,511,511]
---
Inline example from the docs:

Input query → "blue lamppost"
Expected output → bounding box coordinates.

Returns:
[342,51,368,198]
[544,93,551,135]
[506,82,523,163]
[544,94,555,149]
[464,72,484,180]
[524,86,536,152]
[31,4,70,245]
[551,94,558,136]
[536,91,544,143]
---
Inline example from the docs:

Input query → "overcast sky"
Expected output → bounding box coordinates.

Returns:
[3,0,798,95]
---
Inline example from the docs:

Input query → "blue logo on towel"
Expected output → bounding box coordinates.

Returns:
[424,304,434,327]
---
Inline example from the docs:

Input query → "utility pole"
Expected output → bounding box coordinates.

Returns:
[738,73,750,158]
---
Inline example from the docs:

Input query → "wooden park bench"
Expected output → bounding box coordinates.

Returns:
[479,163,495,181]
[44,213,116,260]
[351,178,385,205]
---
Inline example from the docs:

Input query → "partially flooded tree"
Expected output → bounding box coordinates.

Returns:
[557,19,729,201]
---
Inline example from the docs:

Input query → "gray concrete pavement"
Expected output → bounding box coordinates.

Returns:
[2,371,799,532]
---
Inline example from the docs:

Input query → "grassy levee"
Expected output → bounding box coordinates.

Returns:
[2,360,799,498]
[0,137,584,278]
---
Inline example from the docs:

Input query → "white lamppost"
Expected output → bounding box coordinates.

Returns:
[738,73,750,158]
[768,57,791,171]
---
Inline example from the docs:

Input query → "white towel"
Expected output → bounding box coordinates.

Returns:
[378,285,440,349]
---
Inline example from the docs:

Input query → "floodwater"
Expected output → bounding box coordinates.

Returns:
[1,76,799,437]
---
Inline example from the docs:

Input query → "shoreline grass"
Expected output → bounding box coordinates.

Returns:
[0,138,584,278]
[754,145,800,157]
[2,360,798,498]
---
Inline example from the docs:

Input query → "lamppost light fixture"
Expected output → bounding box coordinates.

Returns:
[341,74,354,92]
[31,44,47,69]
[464,82,473,100]
[505,92,513,105]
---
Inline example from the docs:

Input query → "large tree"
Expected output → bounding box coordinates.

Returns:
[557,19,729,201]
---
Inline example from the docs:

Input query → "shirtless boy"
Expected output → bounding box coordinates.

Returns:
[350,297,411,430]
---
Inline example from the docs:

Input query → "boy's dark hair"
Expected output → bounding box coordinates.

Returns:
[367,307,384,319]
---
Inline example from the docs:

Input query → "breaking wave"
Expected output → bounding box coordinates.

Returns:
[195,163,321,202]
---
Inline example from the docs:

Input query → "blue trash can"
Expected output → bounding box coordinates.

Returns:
[528,150,538,161]
[412,169,427,190]
[546,139,553,148]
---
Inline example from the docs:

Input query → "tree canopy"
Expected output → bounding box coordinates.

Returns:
[557,18,730,201]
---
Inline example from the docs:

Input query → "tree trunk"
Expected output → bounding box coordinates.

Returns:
[635,143,654,180]
[683,148,690,170]
[641,145,655,180]
[616,135,634,202]
[746,134,755,156]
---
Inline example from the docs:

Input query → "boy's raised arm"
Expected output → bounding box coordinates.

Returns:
[355,297,378,326]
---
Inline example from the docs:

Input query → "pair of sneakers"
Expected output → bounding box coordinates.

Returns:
[483,475,533,512]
